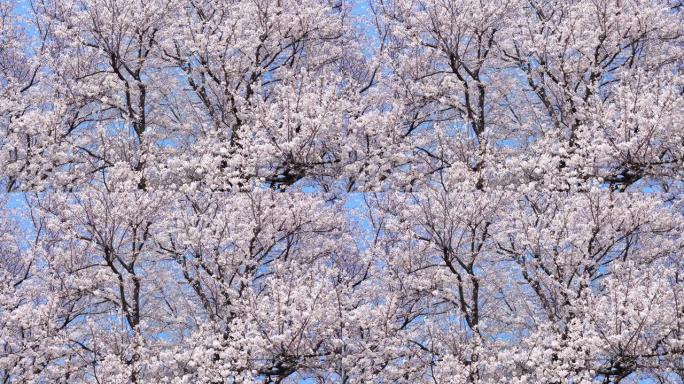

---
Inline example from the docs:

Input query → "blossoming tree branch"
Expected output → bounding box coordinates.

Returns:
[0,0,683,383]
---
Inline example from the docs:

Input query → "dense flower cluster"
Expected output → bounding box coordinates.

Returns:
[0,0,683,383]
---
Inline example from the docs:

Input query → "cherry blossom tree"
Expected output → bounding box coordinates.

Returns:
[373,0,684,191]
[1,0,683,383]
